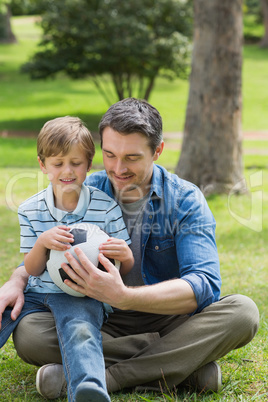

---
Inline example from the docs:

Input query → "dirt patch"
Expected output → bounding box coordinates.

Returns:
[12,16,41,25]
[163,131,268,140]
[1,130,268,148]
[0,130,100,142]
[0,130,39,139]
[2,130,268,140]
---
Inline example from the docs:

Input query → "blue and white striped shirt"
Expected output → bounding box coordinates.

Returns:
[18,183,130,293]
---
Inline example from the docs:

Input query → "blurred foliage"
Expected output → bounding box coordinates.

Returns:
[243,0,264,42]
[10,0,44,15]
[21,0,193,104]
[244,0,262,21]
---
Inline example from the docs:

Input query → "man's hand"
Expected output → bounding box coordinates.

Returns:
[62,248,128,308]
[62,247,198,315]
[0,267,28,330]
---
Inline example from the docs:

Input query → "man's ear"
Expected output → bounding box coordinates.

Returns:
[153,141,164,161]
[37,156,47,174]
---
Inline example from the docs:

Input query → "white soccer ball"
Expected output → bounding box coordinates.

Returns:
[47,223,119,297]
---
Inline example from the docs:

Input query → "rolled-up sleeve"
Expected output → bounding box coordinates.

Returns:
[175,186,221,313]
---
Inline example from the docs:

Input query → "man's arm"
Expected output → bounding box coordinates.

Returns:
[62,249,198,315]
[0,265,29,329]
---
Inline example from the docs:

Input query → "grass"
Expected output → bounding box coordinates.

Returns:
[0,14,267,402]
[0,16,188,134]
[0,138,267,401]
[0,16,268,134]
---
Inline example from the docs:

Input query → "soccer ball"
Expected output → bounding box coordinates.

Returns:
[47,222,119,297]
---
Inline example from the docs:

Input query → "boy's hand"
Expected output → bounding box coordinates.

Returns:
[38,226,74,251]
[99,237,132,263]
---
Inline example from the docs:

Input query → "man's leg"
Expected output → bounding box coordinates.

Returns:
[13,294,259,392]
[103,294,259,391]
[0,293,49,349]
[13,314,160,368]
[13,312,62,366]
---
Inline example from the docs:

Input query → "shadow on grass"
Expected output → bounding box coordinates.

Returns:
[0,113,103,141]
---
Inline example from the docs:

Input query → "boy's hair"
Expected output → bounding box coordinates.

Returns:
[37,116,95,165]
[99,98,163,154]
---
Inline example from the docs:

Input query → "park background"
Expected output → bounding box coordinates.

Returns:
[0,1,267,401]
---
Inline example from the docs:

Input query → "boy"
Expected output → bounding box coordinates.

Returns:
[0,116,133,402]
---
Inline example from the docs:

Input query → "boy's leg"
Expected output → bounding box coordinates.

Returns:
[46,294,110,402]
[0,293,49,349]
[13,294,259,391]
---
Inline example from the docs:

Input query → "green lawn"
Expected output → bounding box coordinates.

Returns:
[0,137,267,401]
[0,14,267,402]
[0,16,268,134]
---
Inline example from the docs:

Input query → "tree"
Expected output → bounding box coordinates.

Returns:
[176,0,247,196]
[0,1,16,43]
[21,0,192,104]
[260,0,268,47]
[10,0,43,16]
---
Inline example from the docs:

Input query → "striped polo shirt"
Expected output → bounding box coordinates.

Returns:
[18,183,130,293]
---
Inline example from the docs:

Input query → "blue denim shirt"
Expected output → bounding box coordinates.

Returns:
[85,164,221,313]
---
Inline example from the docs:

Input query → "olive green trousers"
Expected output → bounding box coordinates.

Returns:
[13,294,259,391]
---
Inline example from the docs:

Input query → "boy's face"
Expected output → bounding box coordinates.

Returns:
[38,144,91,198]
[102,127,164,202]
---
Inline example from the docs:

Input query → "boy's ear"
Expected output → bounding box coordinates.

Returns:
[38,156,47,174]
[153,141,164,162]
[87,161,92,172]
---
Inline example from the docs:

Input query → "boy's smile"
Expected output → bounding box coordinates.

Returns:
[38,144,91,209]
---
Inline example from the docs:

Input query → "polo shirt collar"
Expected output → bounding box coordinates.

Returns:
[45,183,90,221]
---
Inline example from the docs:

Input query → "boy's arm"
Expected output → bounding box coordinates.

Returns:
[24,244,48,276]
[24,226,74,276]
[120,257,134,276]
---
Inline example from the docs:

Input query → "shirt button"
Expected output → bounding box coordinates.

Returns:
[155,246,159,250]
[142,244,144,247]
[143,274,146,278]
[149,215,152,219]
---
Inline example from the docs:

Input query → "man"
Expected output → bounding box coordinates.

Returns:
[0,98,259,399]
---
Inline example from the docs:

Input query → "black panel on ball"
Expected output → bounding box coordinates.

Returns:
[71,229,87,246]
[59,265,77,284]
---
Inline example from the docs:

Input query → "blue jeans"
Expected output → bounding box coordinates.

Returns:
[0,292,110,402]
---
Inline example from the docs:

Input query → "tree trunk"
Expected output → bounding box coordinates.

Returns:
[143,76,156,101]
[0,5,16,43]
[175,0,246,196]
[260,0,268,47]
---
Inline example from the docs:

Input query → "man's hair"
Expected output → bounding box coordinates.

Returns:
[37,116,95,166]
[99,98,163,153]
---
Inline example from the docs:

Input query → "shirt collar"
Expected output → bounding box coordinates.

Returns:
[149,164,164,199]
[45,183,90,221]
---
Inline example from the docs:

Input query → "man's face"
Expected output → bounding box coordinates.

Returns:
[102,127,163,202]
